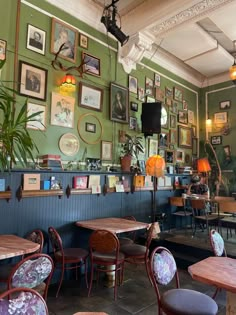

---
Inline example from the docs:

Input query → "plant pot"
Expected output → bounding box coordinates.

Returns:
[120,155,132,172]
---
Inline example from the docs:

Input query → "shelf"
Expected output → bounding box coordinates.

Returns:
[16,187,63,201]
[157,186,173,191]
[0,186,11,202]
[132,186,154,192]
[66,185,92,198]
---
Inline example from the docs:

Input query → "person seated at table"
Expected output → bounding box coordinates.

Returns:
[187,174,209,198]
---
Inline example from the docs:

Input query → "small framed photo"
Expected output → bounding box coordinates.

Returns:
[130,101,138,112]
[169,114,176,129]
[79,33,88,49]
[26,102,46,131]
[129,75,138,94]
[173,86,183,102]
[82,52,100,77]
[85,122,96,133]
[101,141,112,160]
[73,176,88,189]
[165,150,175,164]
[51,18,78,63]
[0,39,7,61]
[154,73,161,87]
[183,100,188,111]
[129,116,137,130]
[188,110,194,124]
[23,174,40,190]
[18,61,47,101]
[155,87,164,101]
[211,135,222,145]
[171,101,178,114]
[145,77,153,95]
[148,139,158,156]
[176,149,184,163]
[214,112,227,124]
[26,24,46,55]
[159,132,168,148]
[169,129,177,144]
[178,125,192,148]
[219,100,231,110]
[79,82,103,112]
[50,92,75,128]
[178,110,188,124]
[192,137,198,156]
[158,148,165,158]
[138,87,145,101]
[165,87,172,98]
[110,82,129,123]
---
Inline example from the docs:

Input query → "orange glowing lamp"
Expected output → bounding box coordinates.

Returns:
[60,74,76,92]
[197,158,211,173]
[146,155,165,178]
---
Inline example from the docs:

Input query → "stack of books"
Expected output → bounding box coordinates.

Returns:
[39,154,63,170]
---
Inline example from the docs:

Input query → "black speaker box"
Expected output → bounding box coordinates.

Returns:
[141,102,162,136]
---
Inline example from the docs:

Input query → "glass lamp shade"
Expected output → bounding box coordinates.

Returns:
[206,118,212,132]
[229,61,236,84]
[60,74,76,92]
[146,155,165,177]
[197,158,211,173]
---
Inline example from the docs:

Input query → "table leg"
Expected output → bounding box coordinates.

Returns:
[226,291,236,315]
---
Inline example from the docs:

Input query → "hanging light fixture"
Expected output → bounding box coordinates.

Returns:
[206,111,212,133]
[229,40,236,84]
[60,74,76,92]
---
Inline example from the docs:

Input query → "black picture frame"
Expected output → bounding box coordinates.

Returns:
[26,24,46,55]
[110,82,129,123]
[85,122,96,133]
[219,100,231,110]
[130,101,138,112]
[211,135,222,145]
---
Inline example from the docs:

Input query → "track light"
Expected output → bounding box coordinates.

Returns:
[101,0,129,46]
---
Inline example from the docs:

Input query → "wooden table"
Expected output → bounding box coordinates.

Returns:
[188,256,236,315]
[0,234,40,260]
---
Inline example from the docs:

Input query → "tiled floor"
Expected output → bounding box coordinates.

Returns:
[47,262,226,315]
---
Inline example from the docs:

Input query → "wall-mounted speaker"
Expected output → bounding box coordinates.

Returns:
[141,102,162,137]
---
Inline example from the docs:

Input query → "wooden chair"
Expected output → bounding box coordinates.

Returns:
[88,229,125,300]
[218,201,236,239]
[149,246,218,315]
[48,226,89,298]
[169,197,192,232]
[118,215,137,246]
[0,287,49,314]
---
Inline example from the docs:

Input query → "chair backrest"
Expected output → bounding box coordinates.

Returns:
[0,287,48,314]
[145,222,156,248]
[169,196,185,207]
[210,229,227,257]
[218,201,236,214]
[190,198,206,210]
[48,226,64,254]
[214,196,235,202]
[122,215,136,241]
[25,229,44,254]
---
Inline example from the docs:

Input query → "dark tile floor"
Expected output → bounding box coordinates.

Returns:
[47,262,226,315]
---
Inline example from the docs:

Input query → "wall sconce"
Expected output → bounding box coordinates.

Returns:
[206,112,212,133]
[60,74,76,92]
[229,40,236,84]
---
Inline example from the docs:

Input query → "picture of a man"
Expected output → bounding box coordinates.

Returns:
[25,70,41,93]
[29,31,43,50]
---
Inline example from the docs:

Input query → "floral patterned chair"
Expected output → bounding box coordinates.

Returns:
[0,287,48,315]
[149,246,218,315]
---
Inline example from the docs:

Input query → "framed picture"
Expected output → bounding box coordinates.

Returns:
[192,137,198,156]
[138,87,145,101]
[158,148,165,158]
[82,52,100,77]
[169,129,177,144]
[223,145,231,160]
[79,33,88,49]
[129,116,137,130]
[79,82,103,112]
[171,101,178,114]
[173,86,183,102]
[178,110,188,124]
[145,77,153,95]
[110,82,129,123]
[51,18,78,63]
[165,87,172,98]
[165,150,175,164]
[211,135,222,145]
[176,149,184,163]
[169,114,176,129]
[101,141,112,160]
[214,112,227,124]
[188,110,194,124]
[178,125,192,148]
[183,100,188,111]
[130,101,138,112]
[0,39,7,61]
[50,92,75,128]
[146,95,156,103]
[155,87,164,101]
[18,61,47,101]
[219,100,231,110]
[159,132,168,148]
[129,75,138,94]
[26,102,46,131]
[85,122,96,133]
[154,73,161,87]
[165,97,172,106]
[26,24,46,55]
[148,139,158,156]
[73,176,88,189]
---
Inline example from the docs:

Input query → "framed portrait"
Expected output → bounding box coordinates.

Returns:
[214,112,227,124]
[219,100,231,110]
[101,141,112,160]
[26,102,46,131]
[0,39,7,61]
[26,24,46,55]
[18,61,47,101]
[192,137,198,156]
[178,125,192,148]
[211,135,222,145]
[79,82,103,112]
[148,139,158,156]
[138,87,145,101]
[173,86,183,102]
[169,114,176,129]
[154,73,161,87]
[188,110,194,124]
[85,122,96,133]
[110,82,129,123]
[129,116,137,130]
[165,87,172,98]
[82,52,100,77]
[79,33,88,49]
[51,18,78,63]
[176,149,184,163]
[183,100,188,111]
[50,92,75,128]
[178,110,188,124]
[129,75,138,94]
[145,77,153,96]
[130,101,138,112]
[169,129,177,144]
[155,87,164,101]
[158,148,165,158]
[159,132,168,148]
[165,150,175,164]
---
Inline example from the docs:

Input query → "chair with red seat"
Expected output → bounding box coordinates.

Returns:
[48,226,89,297]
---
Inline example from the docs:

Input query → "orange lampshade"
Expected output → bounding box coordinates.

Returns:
[60,74,76,92]
[146,155,165,177]
[197,158,211,173]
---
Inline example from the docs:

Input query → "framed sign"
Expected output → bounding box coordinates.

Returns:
[110,82,129,123]
[26,24,46,55]
[178,125,192,148]
[101,141,112,160]
[79,82,103,112]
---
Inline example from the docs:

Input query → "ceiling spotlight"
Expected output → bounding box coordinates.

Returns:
[101,0,129,46]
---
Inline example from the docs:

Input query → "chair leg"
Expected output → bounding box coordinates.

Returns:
[212,287,220,300]
[88,264,94,297]
[145,259,153,286]
[56,265,65,298]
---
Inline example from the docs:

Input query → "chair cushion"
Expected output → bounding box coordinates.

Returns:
[120,244,146,257]
[161,288,218,315]
[153,251,176,285]
[55,248,88,262]
[211,231,224,256]
[92,251,125,263]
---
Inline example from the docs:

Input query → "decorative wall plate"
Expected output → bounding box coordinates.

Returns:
[59,133,80,156]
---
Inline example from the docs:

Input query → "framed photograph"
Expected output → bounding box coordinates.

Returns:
[50,92,75,128]
[51,18,78,63]
[148,139,158,156]
[165,150,175,164]
[130,102,138,112]
[79,82,103,112]
[165,97,172,106]
[158,148,165,158]
[169,129,177,144]
[129,75,138,94]
[18,61,47,101]
[85,122,96,133]
[26,102,46,131]
[173,86,183,102]
[26,24,46,55]
[138,87,145,101]
[211,135,222,145]
[154,73,161,87]
[159,132,168,148]
[176,149,184,163]
[192,137,198,156]
[145,77,153,95]
[73,176,88,189]
[178,110,188,124]
[110,82,129,123]
[169,144,174,150]
[155,87,164,101]
[219,100,231,110]
[0,39,7,61]
[178,125,192,148]
[146,95,156,103]
[169,114,176,129]
[129,116,137,130]
[171,101,178,114]
[82,52,100,77]
[165,87,172,98]
[183,100,188,111]
[188,110,194,124]
[23,174,40,191]
[101,141,112,160]
[79,33,88,49]
[214,112,227,124]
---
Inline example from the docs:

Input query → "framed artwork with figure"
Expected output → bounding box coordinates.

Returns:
[110,82,129,123]
[26,24,46,55]
[178,125,192,148]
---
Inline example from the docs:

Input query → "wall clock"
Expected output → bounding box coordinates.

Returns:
[161,104,168,128]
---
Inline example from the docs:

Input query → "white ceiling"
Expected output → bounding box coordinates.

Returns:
[46,0,236,86]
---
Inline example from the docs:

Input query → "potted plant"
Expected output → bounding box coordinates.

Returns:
[120,134,144,171]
